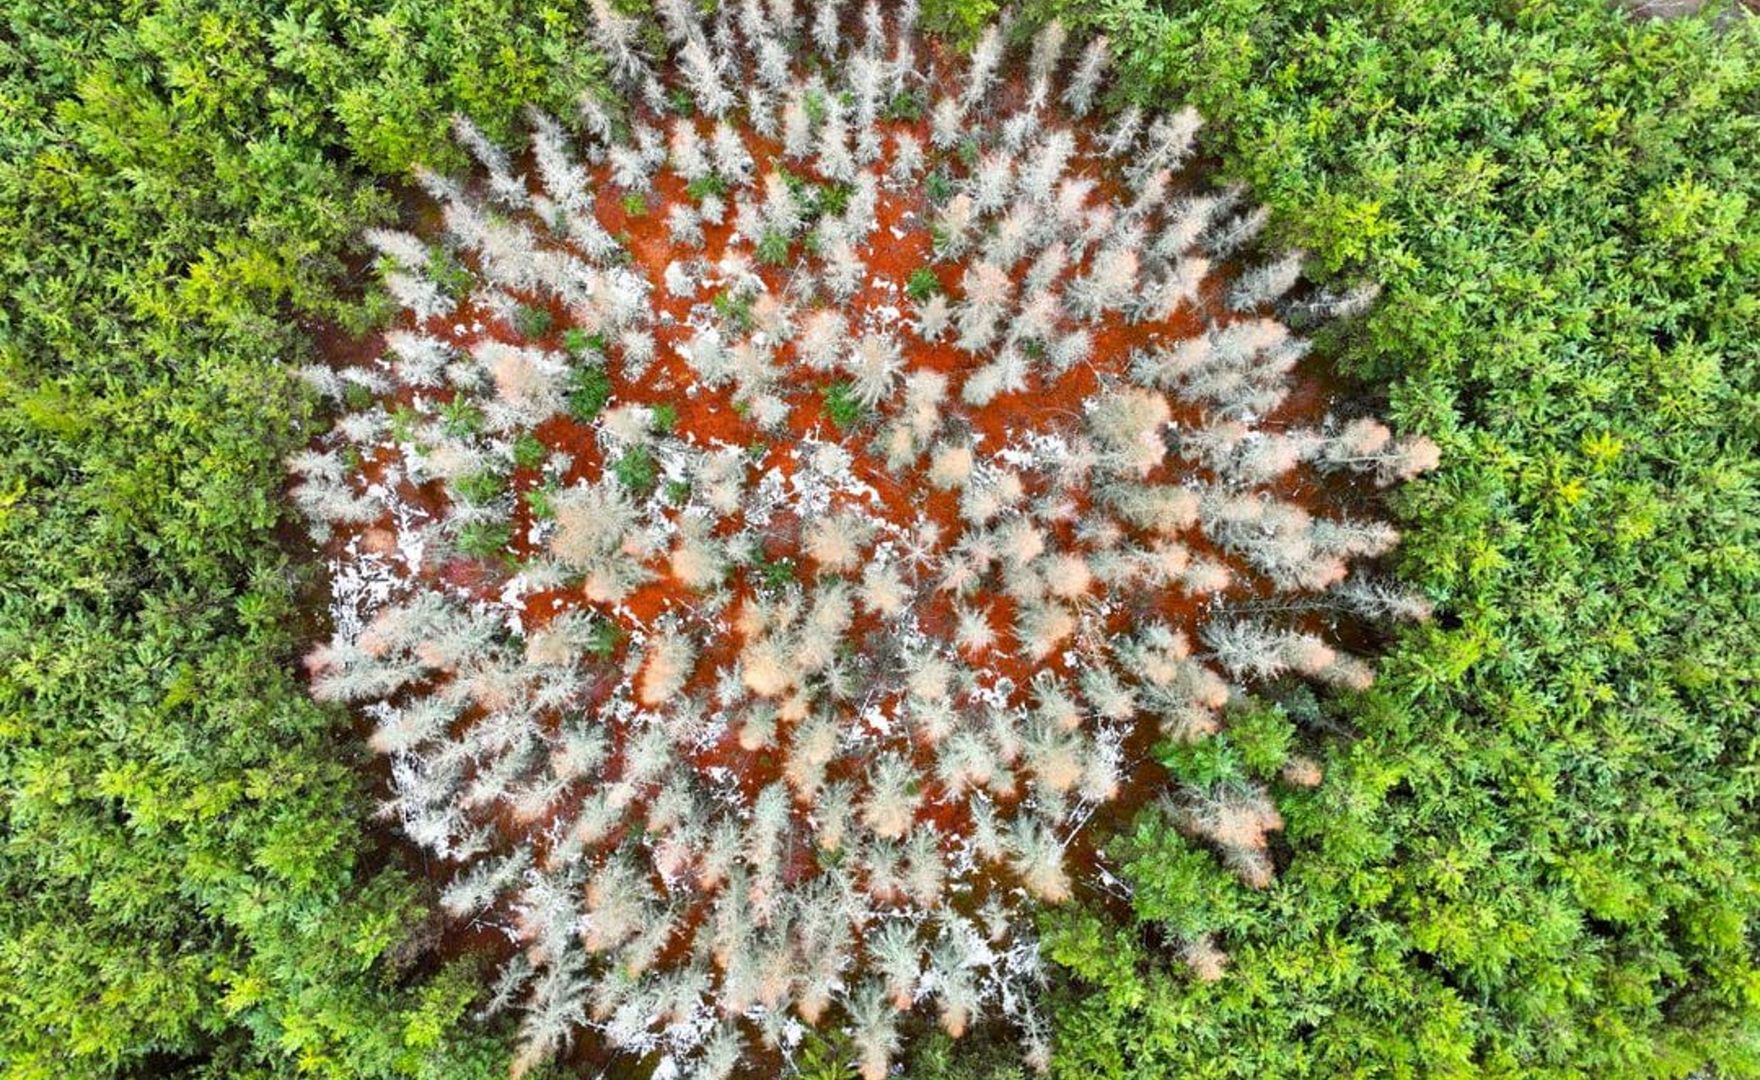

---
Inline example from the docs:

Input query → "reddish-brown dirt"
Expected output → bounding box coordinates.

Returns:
[300,27,1374,1076]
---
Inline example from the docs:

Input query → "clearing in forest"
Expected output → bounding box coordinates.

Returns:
[291,4,1436,1076]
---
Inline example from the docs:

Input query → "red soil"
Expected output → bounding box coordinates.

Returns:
[304,26,1365,1071]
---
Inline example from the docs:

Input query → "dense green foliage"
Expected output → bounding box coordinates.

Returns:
[3,0,1756,1078]
[950,1,1756,1076]
[0,2,600,1076]
[923,0,1006,45]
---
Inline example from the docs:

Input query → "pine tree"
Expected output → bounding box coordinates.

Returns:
[811,0,841,56]
[510,953,590,1077]
[1331,576,1435,622]
[1206,204,1271,257]
[737,0,771,45]
[916,293,952,341]
[887,25,916,90]
[962,350,1027,406]
[970,149,1016,215]
[797,308,849,369]
[1079,740,1121,802]
[805,510,873,571]
[1231,430,1325,484]
[870,920,922,1008]
[814,779,856,853]
[368,696,460,755]
[930,935,981,1037]
[679,37,736,116]
[930,95,964,149]
[936,731,992,798]
[1318,653,1375,691]
[783,84,814,159]
[440,848,532,917]
[859,752,920,839]
[1008,815,1070,902]
[385,335,454,395]
[850,50,885,155]
[1069,245,1139,319]
[967,793,1005,861]
[638,625,698,706]
[745,80,780,134]
[1366,433,1440,486]
[1175,555,1232,598]
[816,97,856,181]
[859,560,909,616]
[768,0,800,37]
[956,259,1011,348]
[1134,106,1204,177]
[549,481,654,602]
[452,114,529,207]
[821,231,865,298]
[744,781,793,898]
[961,23,1005,113]
[1229,249,1306,311]
[1042,552,1093,599]
[1019,129,1077,204]
[711,120,755,185]
[860,0,885,53]
[1088,387,1171,476]
[670,522,729,590]
[759,170,803,238]
[1288,280,1381,327]
[846,332,901,407]
[655,0,704,43]
[1023,719,1083,793]
[1028,18,1068,90]
[1309,516,1400,559]
[669,118,712,182]
[1016,601,1076,662]
[607,141,652,191]
[1100,105,1143,159]
[588,0,652,86]
[889,131,925,188]
[363,227,431,272]
[662,210,708,262]
[1180,783,1283,888]
[980,220,1029,284]
[849,982,902,1080]
[1063,35,1111,117]
[1203,621,1325,680]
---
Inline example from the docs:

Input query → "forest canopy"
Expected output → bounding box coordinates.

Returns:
[1,1,1756,1079]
